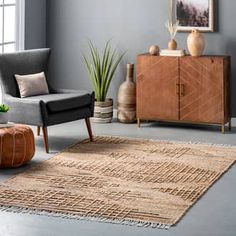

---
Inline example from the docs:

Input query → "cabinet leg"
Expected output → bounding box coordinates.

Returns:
[137,118,141,128]
[229,119,232,131]
[221,125,225,134]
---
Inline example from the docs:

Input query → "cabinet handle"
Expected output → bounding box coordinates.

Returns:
[176,84,180,96]
[180,84,185,97]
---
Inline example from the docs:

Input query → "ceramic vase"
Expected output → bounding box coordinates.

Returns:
[187,29,205,56]
[149,45,160,55]
[117,64,136,123]
[168,39,177,50]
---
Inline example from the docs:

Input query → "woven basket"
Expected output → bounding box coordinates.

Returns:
[91,99,113,123]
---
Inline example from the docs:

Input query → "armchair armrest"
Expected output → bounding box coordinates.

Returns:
[51,87,93,94]
[3,94,47,126]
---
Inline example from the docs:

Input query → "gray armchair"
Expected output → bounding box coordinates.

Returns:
[0,48,94,153]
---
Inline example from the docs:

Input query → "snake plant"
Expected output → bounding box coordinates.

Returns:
[83,40,125,102]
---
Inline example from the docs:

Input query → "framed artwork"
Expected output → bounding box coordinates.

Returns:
[172,0,214,32]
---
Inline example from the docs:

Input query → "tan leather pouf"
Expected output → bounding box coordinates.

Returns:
[0,124,35,168]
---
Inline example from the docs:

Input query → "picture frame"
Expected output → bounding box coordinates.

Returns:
[171,0,215,32]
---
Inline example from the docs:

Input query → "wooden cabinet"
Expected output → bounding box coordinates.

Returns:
[137,56,179,120]
[136,55,231,132]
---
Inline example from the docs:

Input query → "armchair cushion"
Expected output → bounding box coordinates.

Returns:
[3,94,44,125]
[28,91,92,113]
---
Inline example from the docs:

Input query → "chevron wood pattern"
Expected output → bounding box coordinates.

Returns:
[179,57,229,124]
[136,55,179,120]
[136,55,230,129]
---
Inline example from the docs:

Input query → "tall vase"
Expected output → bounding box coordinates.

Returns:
[187,29,205,56]
[117,64,136,123]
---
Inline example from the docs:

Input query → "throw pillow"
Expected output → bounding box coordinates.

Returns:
[15,72,49,98]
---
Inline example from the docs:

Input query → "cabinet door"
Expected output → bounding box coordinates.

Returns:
[136,56,179,120]
[179,57,224,124]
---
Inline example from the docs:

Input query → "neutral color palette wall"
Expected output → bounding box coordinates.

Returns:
[47,0,236,116]
[25,0,47,49]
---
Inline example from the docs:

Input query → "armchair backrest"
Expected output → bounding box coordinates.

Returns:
[0,48,51,97]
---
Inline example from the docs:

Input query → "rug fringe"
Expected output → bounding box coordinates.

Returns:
[0,205,171,230]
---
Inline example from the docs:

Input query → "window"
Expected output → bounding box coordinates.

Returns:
[0,0,24,103]
[0,0,25,53]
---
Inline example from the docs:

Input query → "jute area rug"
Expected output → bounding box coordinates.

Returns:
[0,136,235,229]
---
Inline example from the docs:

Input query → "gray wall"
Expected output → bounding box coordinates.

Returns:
[46,0,236,116]
[25,0,47,49]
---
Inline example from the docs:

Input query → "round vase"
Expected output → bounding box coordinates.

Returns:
[0,112,9,124]
[187,29,205,56]
[149,45,160,56]
[92,99,113,123]
[117,64,136,123]
[168,39,177,50]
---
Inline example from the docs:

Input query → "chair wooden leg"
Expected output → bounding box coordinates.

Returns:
[85,118,93,141]
[229,118,232,131]
[42,127,49,153]
[37,126,41,136]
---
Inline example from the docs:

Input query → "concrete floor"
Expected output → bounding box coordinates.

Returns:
[0,119,236,236]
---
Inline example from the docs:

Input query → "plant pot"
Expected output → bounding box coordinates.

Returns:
[0,112,9,124]
[92,99,113,123]
[187,29,205,56]
[117,64,136,123]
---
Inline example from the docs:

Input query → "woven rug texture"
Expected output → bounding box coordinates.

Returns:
[0,136,235,228]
